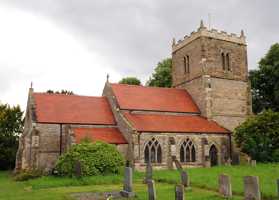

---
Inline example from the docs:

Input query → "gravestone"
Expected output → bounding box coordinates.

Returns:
[175,184,185,200]
[144,162,153,184]
[74,160,82,178]
[277,179,279,198]
[232,152,240,165]
[173,158,183,172]
[218,174,232,198]
[181,171,190,187]
[120,167,135,197]
[244,176,261,200]
[147,180,156,200]
[251,160,257,167]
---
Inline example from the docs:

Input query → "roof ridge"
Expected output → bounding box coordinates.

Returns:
[110,83,187,91]
[33,92,105,99]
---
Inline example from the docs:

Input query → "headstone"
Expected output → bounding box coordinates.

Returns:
[175,184,185,200]
[218,174,232,198]
[120,167,135,197]
[232,152,240,165]
[144,162,153,183]
[74,160,82,178]
[277,179,279,198]
[181,171,190,187]
[244,176,261,200]
[174,158,183,172]
[251,160,257,167]
[147,180,156,200]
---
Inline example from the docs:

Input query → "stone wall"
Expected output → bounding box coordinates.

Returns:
[135,132,230,170]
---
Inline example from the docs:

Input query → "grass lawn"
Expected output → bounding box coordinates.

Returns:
[0,163,278,200]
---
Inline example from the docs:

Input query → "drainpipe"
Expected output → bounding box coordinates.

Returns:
[228,133,232,160]
[59,124,63,155]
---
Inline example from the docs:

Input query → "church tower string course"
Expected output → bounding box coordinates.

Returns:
[172,20,252,131]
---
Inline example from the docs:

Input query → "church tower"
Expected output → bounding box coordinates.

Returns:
[172,21,252,131]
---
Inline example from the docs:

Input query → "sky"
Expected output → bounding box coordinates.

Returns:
[0,0,278,110]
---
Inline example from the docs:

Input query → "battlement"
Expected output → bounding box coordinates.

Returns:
[172,20,246,52]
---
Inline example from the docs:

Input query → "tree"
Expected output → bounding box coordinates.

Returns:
[118,77,141,85]
[0,104,23,170]
[46,90,74,95]
[234,110,279,162]
[146,58,172,87]
[249,43,279,113]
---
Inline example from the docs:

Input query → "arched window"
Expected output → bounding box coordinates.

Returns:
[144,138,162,163]
[226,53,230,71]
[180,139,196,163]
[221,53,226,70]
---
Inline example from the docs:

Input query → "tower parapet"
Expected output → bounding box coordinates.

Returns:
[172,20,246,53]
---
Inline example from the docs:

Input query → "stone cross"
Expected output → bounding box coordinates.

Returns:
[244,176,261,200]
[120,167,135,197]
[251,160,257,167]
[144,161,153,183]
[74,160,82,178]
[147,180,156,200]
[181,171,190,187]
[175,184,185,200]
[218,174,232,198]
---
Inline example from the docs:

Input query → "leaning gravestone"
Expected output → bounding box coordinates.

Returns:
[181,171,190,187]
[120,167,135,198]
[144,161,153,184]
[175,184,185,200]
[251,160,257,167]
[147,180,156,200]
[173,158,183,172]
[74,160,82,178]
[244,176,261,200]
[218,174,232,198]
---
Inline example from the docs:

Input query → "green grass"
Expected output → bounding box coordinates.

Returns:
[0,163,278,200]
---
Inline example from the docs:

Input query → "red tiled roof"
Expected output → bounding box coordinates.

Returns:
[124,112,229,133]
[73,127,127,144]
[111,84,200,113]
[33,93,115,124]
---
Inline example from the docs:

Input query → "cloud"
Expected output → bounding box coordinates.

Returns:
[0,0,278,108]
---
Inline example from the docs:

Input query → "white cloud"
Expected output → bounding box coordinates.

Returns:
[0,6,122,110]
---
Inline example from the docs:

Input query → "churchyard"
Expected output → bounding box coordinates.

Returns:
[0,163,278,200]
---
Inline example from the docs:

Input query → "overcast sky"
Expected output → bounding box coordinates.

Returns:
[0,0,278,110]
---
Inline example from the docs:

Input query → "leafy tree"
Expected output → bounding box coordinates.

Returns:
[249,43,279,113]
[119,77,141,85]
[234,109,279,162]
[46,90,74,95]
[147,58,172,87]
[0,104,23,170]
[55,141,125,177]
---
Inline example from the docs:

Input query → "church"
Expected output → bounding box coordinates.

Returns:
[16,21,252,172]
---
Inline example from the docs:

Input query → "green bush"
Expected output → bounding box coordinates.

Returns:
[234,110,279,162]
[55,141,125,177]
[13,170,42,181]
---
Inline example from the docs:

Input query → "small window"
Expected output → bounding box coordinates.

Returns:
[226,53,230,71]
[183,57,187,74]
[144,138,162,163]
[183,55,190,74]
[186,55,190,73]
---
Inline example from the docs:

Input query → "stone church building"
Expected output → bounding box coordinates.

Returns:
[16,21,252,172]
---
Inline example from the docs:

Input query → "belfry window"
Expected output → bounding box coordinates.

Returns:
[180,139,196,163]
[183,55,190,74]
[226,53,230,71]
[144,138,162,163]
[221,53,226,70]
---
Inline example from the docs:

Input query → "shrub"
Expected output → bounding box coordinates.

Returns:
[234,110,279,162]
[55,141,125,177]
[13,170,42,181]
